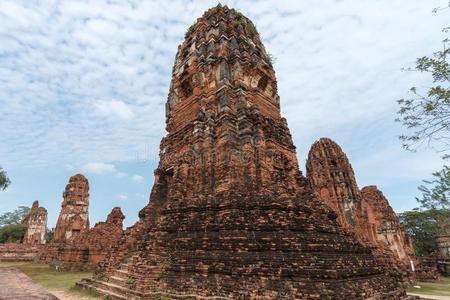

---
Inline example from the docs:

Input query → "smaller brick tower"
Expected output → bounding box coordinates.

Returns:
[54,174,90,243]
[22,200,47,245]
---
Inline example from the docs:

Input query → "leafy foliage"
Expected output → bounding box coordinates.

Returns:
[396,7,449,152]
[0,224,26,243]
[417,165,450,211]
[233,11,258,37]
[399,209,450,256]
[0,206,30,226]
[185,24,195,39]
[0,166,10,191]
[266,53,277,65]
[46,227,54,243]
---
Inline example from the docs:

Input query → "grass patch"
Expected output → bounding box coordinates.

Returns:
[407,277,450,296]
[0,261,100,298]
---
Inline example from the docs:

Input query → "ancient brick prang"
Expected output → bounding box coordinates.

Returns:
[79,6,406,299]
[54,174,89,243]
[307,138,416,271]
[306,138,362,228]
[21,200,47,245]
[360,186,415,264]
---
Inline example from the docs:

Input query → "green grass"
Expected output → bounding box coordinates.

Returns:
[407,277,450,296]
[0,261,101,298]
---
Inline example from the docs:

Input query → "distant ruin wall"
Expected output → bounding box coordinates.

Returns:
[0,243,41,262]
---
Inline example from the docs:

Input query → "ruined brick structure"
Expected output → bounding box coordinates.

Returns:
[307,138,416,270]
[22,200,47,245]
[0,243,41,262]
[437,232,450,275]
[306,138,362,229]
[360,186,415,262]
[40,207,124,271]
[438,233,450,259]
[79,6,406,299]
[38,174,124,270]
[54,174,89,242]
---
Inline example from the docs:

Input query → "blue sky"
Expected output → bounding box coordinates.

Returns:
[0,0,448,228]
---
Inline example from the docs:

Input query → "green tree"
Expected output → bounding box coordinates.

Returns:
[0,166,10,191]
[417,165,450,211]
[399,209,449,256]
[396,4,449,152]
[396,5,450,254]
[0,206,30,226]
[45,227,54,243]
[0,224,26,243]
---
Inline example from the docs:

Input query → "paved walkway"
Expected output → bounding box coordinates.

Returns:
[0,268,59,300]
[408,293,450,300]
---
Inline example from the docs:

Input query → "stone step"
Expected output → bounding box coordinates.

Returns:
[76,280,128,300]
[108,275,127,286]
[112,269,130,279]
[119,263,129,270]
[89,279,144,299]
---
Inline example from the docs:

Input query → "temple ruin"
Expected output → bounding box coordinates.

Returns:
[78,6,406,299]
[22,200,47,245]
[437,231,450,275]
[306,138,416,271]
[38,174,124,271]
[54,174,89,242]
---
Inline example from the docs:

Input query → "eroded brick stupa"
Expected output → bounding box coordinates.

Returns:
[22,200,47,245]
[307,138,416,270]
[54,174,90,242]
[80,6,406,299]
[39,174,124,271]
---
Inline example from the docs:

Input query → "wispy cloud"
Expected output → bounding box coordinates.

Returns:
[118,194,128,201]
[93,100,135,120]
[131,175,144,183]
[81,162,116,174]
[0,0,448,215]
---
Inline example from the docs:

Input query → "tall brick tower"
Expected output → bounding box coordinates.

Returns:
[54,174,90,243]
[81,6,405,299]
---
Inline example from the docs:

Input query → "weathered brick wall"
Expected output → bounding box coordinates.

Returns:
[0,243,41,262]
[22,200,47,245]
[90,6,406,299]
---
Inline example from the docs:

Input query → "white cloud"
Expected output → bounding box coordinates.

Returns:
[93,100,135,120]
[81,162,116,174]
[131,175,144,183]
[118,194,128,200]
[0,0,448,214]
[115,172,128,179]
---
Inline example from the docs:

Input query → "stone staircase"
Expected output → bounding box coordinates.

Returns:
[77,260,144,300]
[77,258,233,299]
